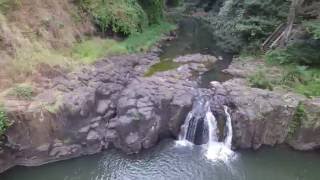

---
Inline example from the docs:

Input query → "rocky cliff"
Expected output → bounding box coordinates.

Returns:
[1,52,320,173]
[0,52,217,173]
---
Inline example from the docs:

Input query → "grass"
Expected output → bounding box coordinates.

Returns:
[72,38,123,64]
[276,66,320,97]
[72,21,176,64]
[248,71,273,90]
[7,84,34,100]
[3,20,176,86]
[0,104,10,136]
[0,0,20,12]
[144,59,180,76]
[4,41,77,84]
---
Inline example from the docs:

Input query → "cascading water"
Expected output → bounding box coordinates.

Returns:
[177,96,234,161]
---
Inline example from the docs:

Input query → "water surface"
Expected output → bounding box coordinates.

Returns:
[1,139,320,180]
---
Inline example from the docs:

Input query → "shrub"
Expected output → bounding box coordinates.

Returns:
[248,71,273,90]
[202,0,290,52]
[78,0,148,35]
[166,0,181,7]
[281,66,309,86]
[0,0,21,12]
[288,103,305,137]
[304,20,320,40]
[8,84,34,100]
[266,42,320,66]
[0,105,9,137]
[139,0,165,24]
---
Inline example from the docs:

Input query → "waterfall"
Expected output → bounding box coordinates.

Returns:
[224,106,233,149]
[177,96,234,161]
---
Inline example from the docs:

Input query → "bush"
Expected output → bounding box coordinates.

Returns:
[202,0,290,52]
[288,103,305,137]
[78,0,148,35]
[266,42,320,66]
[304,20,320,40]
[0,105,9,136]
[248,71,273,90]
[139,0,165,24]
[8,84,34,100]
[281,66,310,86]
[0,0,20,12]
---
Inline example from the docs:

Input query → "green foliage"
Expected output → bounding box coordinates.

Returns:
[8,84,34,100]
[304,20,320,40]
[203,0,290,52]
[144,59,180,76]
[123,21,176,52]
[166,0,181,7]
[0,105,9,137]
[288,103,305,137]
[72,38,123,64]
[270,64,320,97]
[0,0,20,12]
[266,42,320,66]
[281,66,309,86]
[139,0,165,24]
[78,0,148,35]
[73,21,176,63]
[248,71,273,90]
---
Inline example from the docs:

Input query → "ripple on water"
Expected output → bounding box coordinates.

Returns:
[1,139,320,180]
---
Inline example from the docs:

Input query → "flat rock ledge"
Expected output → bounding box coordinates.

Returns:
[0,53,216,173]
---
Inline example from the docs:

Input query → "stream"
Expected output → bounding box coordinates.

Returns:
[1,17,320,180]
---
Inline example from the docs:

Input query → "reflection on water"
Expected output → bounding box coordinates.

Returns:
[1,139,320,180]
[159,17,233,86]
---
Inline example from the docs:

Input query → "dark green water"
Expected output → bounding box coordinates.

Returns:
[1,139,320,180]
[148,17,233,84]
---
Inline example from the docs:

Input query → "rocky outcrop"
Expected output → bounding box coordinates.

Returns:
[210,79,305,149]
[288,98,320,150]
[0,53,216,173]
[214,59,320,151]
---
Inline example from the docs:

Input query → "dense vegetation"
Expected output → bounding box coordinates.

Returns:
[196,0,320,97]
[199,0,290,52]
[0,105,9,137]
[77,0,166,35]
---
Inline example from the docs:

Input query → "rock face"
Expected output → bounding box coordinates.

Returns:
[1,53,320,173]
[288,98,320,150]
[214,59,320,151]
[210,79,303,149]
[0,53,216,173]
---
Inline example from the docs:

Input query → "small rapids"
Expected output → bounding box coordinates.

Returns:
[177,96,235,161]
